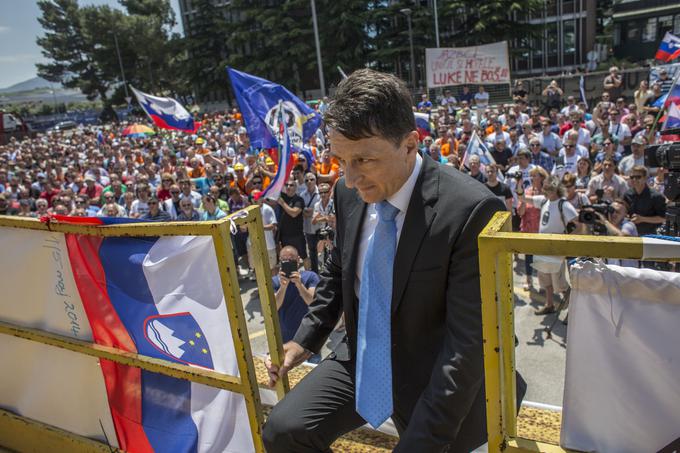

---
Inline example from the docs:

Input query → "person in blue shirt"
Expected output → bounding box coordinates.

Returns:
[272,246,320,345]
[417,94,433,113]
[200,194,227,221]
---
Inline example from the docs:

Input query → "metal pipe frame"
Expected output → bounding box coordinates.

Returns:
[479,211,676,453]
[0,205,286,452]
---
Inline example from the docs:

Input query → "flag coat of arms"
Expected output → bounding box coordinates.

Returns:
[656,32,680,63]
[131,86,198,133]
[227,68,321,150]
[0,224,254,452]
[461,130,496,169]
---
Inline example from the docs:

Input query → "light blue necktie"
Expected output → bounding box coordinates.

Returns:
[356,201,400,428]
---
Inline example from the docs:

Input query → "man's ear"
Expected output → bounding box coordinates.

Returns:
[404,130,420,155]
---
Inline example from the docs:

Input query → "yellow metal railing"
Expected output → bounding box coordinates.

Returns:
[0,205,287,452]
[479,211,677,453]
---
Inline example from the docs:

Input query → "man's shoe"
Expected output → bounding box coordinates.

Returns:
[535,305,556,316]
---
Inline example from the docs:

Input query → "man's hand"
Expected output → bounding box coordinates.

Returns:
[289,271,302,288]
[277,197,286,207]
[278,272,290,287]
[265,341,312,387]
[631,214,644,224]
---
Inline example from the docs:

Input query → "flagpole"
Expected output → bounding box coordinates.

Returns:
[649,69,680,142]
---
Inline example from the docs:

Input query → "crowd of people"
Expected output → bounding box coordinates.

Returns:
[0,67,674,320]
[416,66,673,315]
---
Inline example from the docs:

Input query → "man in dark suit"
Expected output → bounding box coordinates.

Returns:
[263,69,524,452]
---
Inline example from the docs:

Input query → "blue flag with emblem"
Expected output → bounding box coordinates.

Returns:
[227,67,322,150]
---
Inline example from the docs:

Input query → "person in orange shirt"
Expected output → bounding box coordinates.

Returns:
[233,163,248,194]
[315,149,339,184]
[187,157,206,178]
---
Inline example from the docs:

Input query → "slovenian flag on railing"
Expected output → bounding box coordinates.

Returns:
[655,32,680,63]
[131,86,199,133]
[0,225,254,452]
[260,103,294,201]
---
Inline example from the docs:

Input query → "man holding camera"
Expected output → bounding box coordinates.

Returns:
[516,176,584,315]
[273,246,320,344]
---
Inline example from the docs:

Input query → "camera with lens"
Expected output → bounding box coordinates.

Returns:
[318,225,335,241]
[644,138,680,236]
[509,171,523,180]
[578,189,615,235]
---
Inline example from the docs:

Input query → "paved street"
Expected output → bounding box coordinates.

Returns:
[240,255,568,408]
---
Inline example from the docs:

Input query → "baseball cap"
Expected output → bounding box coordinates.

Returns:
[233,163,245,171]
[265,157,275,165]
[238,127,247,134]
[632,136,646,145]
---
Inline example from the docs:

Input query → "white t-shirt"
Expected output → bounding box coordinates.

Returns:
[474,92,489,108]
[507,163,536,208]
[552,151,580,178]
[608,122,631,154]
[130,199,150,217]
[260,203,277,250]
[563,127,591,148]
[527,195,578,234]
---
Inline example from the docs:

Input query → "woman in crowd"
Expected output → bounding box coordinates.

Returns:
[517,166,549,291]
[575,157,593,193]
[563,173,590,210]
[201,194,227,221]
[633,80,652,112]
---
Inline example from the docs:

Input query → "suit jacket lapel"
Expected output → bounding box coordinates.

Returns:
[342,190,367,282]
[391,156,439,314]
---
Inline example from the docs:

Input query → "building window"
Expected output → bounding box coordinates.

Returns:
[626,22,640,42]
[675,14,680,35]
[642,18,656,43]
[613,23,621,46]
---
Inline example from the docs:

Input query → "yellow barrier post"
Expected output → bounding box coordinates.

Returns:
[245,205,291,399]
[478,211,678,453]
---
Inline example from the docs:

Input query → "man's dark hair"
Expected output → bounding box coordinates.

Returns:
[324,69,415,145]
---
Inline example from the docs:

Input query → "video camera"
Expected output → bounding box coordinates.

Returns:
[644,133,680,236]
[579,189,615,235]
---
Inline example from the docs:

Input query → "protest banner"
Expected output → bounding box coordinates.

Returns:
[426,41,510,88]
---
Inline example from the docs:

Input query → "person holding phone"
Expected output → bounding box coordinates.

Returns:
[273,246,319,344]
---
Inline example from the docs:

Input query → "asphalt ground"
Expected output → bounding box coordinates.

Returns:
[240,253,568,408]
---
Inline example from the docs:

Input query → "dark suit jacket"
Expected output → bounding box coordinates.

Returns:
[293,155,506,452]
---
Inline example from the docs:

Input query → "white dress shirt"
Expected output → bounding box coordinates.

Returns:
[354,153,423,297]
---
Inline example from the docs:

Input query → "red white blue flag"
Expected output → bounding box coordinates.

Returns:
[414,112,432,141]
[0,222,254,452]
[260,103,294,201]
[655,32,680,63]
[131,86,198,133]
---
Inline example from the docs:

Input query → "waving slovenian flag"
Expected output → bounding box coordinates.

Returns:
[655,32,680,63]
[131,86,198,133]
[414,112,432,141]
[260,102,294,201]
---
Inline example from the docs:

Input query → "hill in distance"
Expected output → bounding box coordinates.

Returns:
[0,77,63,94]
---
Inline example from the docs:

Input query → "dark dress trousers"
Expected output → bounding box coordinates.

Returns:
[263,156,526,452]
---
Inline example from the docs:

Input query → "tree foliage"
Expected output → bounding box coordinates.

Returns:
[36,0,185,106]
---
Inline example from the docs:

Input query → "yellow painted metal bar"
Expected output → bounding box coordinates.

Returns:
[0,408,121,453]
[497,216,517,438]
[479,226,505,452]
[0,214,217,236]
[0,320,243,393]
[211,221,265,453]
[245,206,290,400]
[505,437,579,453]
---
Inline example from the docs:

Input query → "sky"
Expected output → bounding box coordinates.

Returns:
[0,0,182,89]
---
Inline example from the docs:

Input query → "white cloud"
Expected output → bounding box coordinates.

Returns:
[0,26,10,34]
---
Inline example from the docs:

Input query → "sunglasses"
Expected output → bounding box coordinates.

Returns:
[630,175,644,180]
[564,145,575,148]
[530,143,541,147]
[305,178,315,182]
[148,201,158,205]
[284,183,295,187]
[319,191,330,194]
[252,180,262,185]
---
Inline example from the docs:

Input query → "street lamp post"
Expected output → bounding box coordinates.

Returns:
[400,8,416,90]
[112,32,130,106]
[310,0,325,97]
[433,0,440,48]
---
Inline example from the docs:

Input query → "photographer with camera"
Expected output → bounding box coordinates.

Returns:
[273,246,320,344]
[516,175,585,315]
[312,182,336,266]
[623,165,667,237]
[587,157,627,203]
